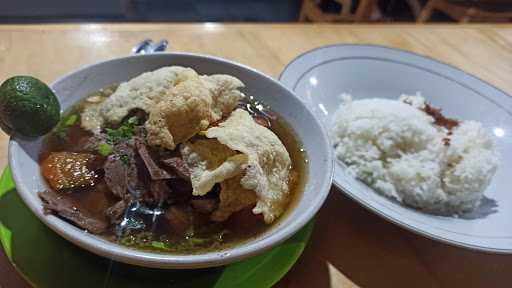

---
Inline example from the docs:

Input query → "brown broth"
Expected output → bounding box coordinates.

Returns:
[270,116,307,211]
[40,87,307,254]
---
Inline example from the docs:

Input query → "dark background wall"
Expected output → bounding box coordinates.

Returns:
[0,0,303,23]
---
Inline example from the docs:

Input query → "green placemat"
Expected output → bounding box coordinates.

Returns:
[0,168,313,288]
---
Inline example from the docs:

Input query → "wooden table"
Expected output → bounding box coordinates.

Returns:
[1,23,512,288]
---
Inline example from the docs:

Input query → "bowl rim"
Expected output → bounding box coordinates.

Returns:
[8,52,334,268]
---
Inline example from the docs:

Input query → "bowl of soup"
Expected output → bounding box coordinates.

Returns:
[8,53,333,268]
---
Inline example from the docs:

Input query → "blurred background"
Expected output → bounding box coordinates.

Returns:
[1,0,512,23]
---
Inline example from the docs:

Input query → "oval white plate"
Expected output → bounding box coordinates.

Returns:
[280,44,512,253]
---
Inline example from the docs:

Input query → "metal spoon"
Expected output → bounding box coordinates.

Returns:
[131,39,153,54]
[149,39,169,53]
[132,39,169,54]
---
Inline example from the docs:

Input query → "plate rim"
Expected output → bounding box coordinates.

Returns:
[279,43,512,254]
[280,43,512,104]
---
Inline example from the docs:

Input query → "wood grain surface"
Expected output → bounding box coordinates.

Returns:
[1,23,512,288]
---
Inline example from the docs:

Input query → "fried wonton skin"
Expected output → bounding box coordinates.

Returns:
[145,78,212,150]
[81,66,244,148]
[182,109,292,224]
[212,174,257,222]
[145,74,244,149]
[180,138,247,196]
[81,66,197,133]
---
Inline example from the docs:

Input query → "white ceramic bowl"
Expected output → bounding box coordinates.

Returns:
[8,53,333,269]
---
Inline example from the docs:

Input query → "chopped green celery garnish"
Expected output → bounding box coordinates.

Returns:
[127,116,139,125]
[63,114,78,126]
[104,116,140,143]
[188,237,209,245]
[54,113,79,139]
[151,241,170,250]
[120,154,130,165]
[97,143,113,156]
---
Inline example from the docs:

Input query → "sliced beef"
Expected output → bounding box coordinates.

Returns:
[116,140,144,197]
[39,190,109,234]
[134,126,147,139]
[191,198,219,214]
[136,142,173,180]
[148,180,172,204]
[253,115,271,128]
[165,205,193,235]
[104,139,144,199]
[239,96,277,121]
[78,133,107,153]
[161,157,190,179]
[167,178,193,203]
[105,199,129,224]
[104,156,129,199]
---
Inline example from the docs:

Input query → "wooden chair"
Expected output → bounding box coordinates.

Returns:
[417,0,512,22]
[299,0,380,22]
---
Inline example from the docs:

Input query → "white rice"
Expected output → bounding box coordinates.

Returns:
[332,94,498,214]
